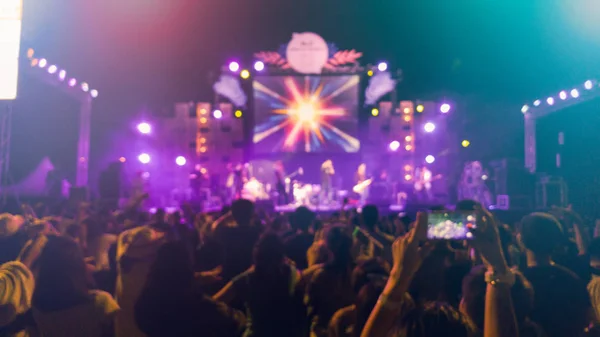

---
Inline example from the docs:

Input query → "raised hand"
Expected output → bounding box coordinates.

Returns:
[471,206,508,273]
[389,212,434,284]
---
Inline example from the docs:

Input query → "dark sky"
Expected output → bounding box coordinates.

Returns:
[10,0,600,181]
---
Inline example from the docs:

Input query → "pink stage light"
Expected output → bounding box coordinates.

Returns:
[138,153,151,164]
[58,70,67,81]
[254,61,265,71]
[377,62,388,72]
[137,122,152,134]
[389,140,400,151]
[229,62,240,72]
[47,65,57,74]
[90,89,98,98]
[175,156,186,166]
[559,91,567,100]
[546,97,554,105]
[81,82,89,92]
[440,103,451,113]
[425,155,435,164]
[571,89,580,98]
[68,78,77,87]
[424,122,436,133]
[213,109,223,119]
[585,80,593,90]
[38,58,47,68]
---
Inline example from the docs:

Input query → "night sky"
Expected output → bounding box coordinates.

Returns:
[9,0,600,183]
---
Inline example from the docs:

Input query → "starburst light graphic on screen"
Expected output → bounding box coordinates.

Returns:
[253,76,360,153]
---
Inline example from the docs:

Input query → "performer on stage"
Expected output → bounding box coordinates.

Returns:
[414,166,436,202]
[233,164,247,199]
[273,161,288,205]
[354,163,370,206]
[320,160,335,204]
[190,164,208,201]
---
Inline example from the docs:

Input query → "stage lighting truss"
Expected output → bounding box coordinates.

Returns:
[523,78,600,173]
[26,49,98,100]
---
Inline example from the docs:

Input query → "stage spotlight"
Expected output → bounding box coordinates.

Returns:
[58,70,66,81]
[90,89,98,98]
[119,157,126,163]
[30,58,38,67]
[424,122,436,133]
[462,140,470,148]
[546,97,554,105]
[200,137,207,144]
[377,62,388,72]
[404,164,412,171]
[175,156,187,166]
[213,109,223,119]
[404,174,412,181]
[229,62,240,72]
[234,109,243,118]
[405,135,412,142]
[200,146,207,153]
[440,103,451,113]
[254,61,265,71]
[81,82,89,92]
[559,91,567,100]
[138,153,151,164]
[200,117,207,124]
[48,65,57,74]
[367,70,374,77]
[425,155,435,164]
[38,58,47,68]
[68,78,77,87]
[27,48,34,58]
[571,89,580,98]
[416,104,424,113]
[371,108,379,117]
[521,105,529,113]
[403,115,411,122]
[240,69,250,79]
[389,140,400,151]
[137,122,152,134]
[405,144,413,151]
[533,99,541,106]
[585,80,593,90]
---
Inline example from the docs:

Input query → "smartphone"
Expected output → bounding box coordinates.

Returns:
[427,211,477,240]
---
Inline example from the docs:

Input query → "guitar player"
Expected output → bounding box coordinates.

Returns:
[354,163,371,206]
[414,166,440,202]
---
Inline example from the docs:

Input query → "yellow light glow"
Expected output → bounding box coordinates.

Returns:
[405,135,412,142]
[462,140,470,148]
[405,144,413,151]
[416,104,424,113]
[403,115,411,122]
[367,70,374,77]
[403,107,410,114]
[200,138,207,144]
[200,168,207,174]
[119,157,126,163]
[200,108,207,114]
[200,117,207,124]
[404,174,412,181]
[240,69,250,79]
[371,108,379,117]
[404,165,412,171]
[234,109,243,118]
[200,146,207,153]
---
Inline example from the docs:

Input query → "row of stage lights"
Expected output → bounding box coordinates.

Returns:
[521,80,597,114]
[27,49,98,98]
[130,123,187,166]
[226,60,392,78]
[371,102,451,117]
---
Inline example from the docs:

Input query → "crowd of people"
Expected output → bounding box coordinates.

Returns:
[1,192,599,337]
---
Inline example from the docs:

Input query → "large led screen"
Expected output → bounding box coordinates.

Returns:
[253,75,360,153]
[0,0,23,100]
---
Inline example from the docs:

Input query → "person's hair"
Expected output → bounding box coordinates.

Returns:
[290,206,314,232]
[519,212,565,255]
[143,241,194,293]
[231,199,255,226]
[351,258,389,294]
[32,236,91,311]
[253,231,285,273]
[394,301,476,337]
[325,226,353,273]
[361,205,379,232]
[461,265,533,331]
[588,237,600,261]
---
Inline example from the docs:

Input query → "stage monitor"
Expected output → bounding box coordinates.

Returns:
[0,0,23,100]
[253,75,360,154]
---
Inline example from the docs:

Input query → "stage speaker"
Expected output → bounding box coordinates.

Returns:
[491,158,534,196]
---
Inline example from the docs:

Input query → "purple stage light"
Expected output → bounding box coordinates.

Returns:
[81,82,89,92]
[440,103,451,113]
[137,122,152,134]
[424,122,436,133]
[546,97,554,105]
[213,109,223,119]
[559,91,567,100]
[38,58,47,68]
[68,78,77,87]
[138,153,151,164]
[425,155,435,164]
[47,65,57,74]
[229,62,240,72]
[58,70,66,81]
[389,140,400,151]
[175,156,186,166]
[254,61,265,71]
[585,80,593,90]
[571,89,580,98]
[377,62,388,72]
[90,89,98,98]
